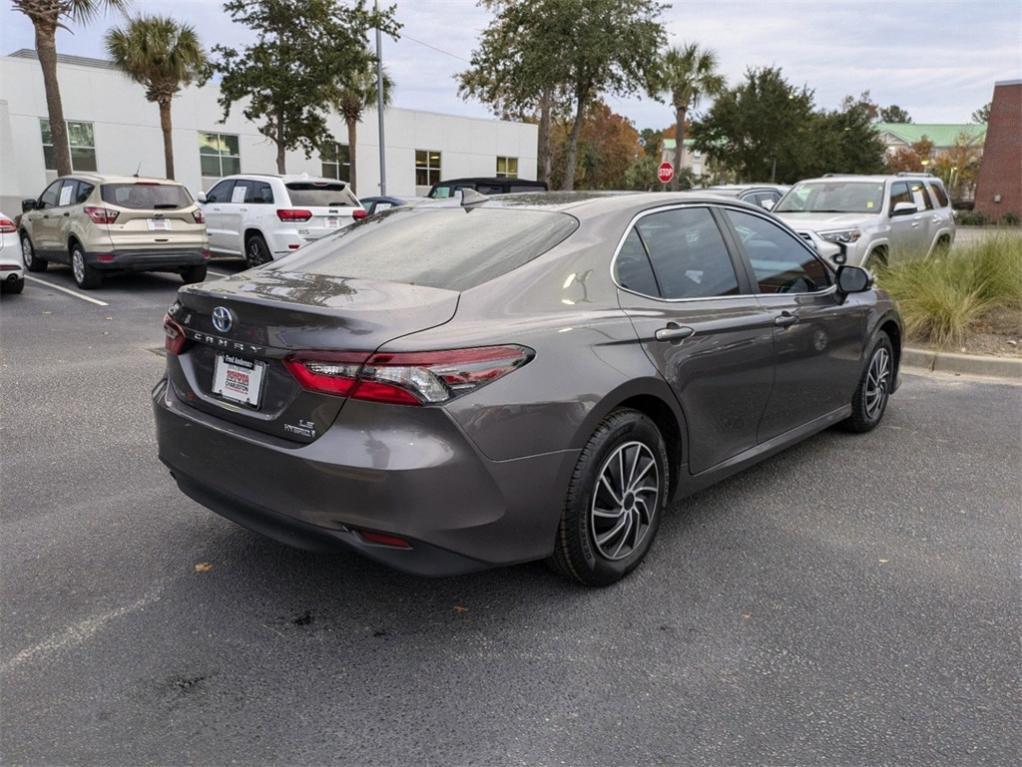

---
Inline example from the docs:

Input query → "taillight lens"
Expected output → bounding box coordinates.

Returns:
[84,206,119,224]
[0,217,15,234]
[192,209,205,224]
[164,314,187,355]
[277,209,312,222]
[352,208,368,220]
[285,345,532,405]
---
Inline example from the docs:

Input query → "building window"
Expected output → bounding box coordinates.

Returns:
[199,132,240,178]
[496,156,518,178]
[415,150,441,187]
[40,119,97,172]
[321,142,350,182]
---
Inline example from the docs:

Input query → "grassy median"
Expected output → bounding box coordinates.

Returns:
[877,236,1022,349]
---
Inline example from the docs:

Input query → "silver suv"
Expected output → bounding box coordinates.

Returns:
[774,174,955,269]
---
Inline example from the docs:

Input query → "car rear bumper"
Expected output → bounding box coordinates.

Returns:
[90,247,208,271]
[152,378,574,576]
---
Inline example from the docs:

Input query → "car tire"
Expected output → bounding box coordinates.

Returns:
[181,265,207,284]
[864,249,887,273]
[70,243,102,290]
[21,232,46,272]
[245,233,272,268]
[841,332,893,434]
[1,276,24,294]
[548,408,669,587]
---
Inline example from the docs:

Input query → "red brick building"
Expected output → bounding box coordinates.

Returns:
[974,79,1022,222]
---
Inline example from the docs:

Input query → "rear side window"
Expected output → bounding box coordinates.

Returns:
[928,181,949,207]
[726,209,830,293]
[242,180,274,204]
[909,181,934,210]
[634,207,740,299]
[75,181,94,204]
[285,182,358,207]
[277,208,578,291]
[614,229,660,296]
[101,183,192,210]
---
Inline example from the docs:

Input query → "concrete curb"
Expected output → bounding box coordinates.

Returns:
[903,346,1022,380]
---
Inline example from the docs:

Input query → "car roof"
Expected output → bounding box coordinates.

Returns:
[470,190,769,220]
[219,173,349,185]
[57,172,186,185]
[798,174,942,184]
[433,177,547,186]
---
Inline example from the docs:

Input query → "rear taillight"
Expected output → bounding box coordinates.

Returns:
[84,206,119,224]
[277,209,312,222]
[0,217,15,233]
[285,345,532,406]
[358,530,412,549]
[352,208,368,220]
[164,314,187,355]
[192,209,205,224]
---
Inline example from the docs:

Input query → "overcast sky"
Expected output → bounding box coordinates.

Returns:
[2,0,1019,128]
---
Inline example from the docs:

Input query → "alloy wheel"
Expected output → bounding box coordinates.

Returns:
[72,250,85,284]
[21,236,32,268]
[864,347,891,420]
[589,441,660,561]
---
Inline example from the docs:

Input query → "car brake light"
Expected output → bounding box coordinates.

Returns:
[352,208,368,220]
[285,345,533,405]
[84,206,119,224]
[0,217,15,233]
[192,209,205,224]
[163,314,187,355]
[277,209,312,222]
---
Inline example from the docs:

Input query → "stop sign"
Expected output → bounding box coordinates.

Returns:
[657,161,674,184]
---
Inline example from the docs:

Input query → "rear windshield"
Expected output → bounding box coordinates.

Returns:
[101,183,192,210]
[285,182,359,207]
[274,207,579,291]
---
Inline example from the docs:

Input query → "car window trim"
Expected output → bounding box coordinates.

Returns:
[715,203,837,297]
[609,202,755,303]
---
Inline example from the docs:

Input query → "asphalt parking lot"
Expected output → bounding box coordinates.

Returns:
[1,265,1020,766]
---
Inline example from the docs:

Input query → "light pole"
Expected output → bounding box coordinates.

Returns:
[375,0,387,195]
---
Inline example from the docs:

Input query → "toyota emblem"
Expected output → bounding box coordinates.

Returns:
[211,306,234,333]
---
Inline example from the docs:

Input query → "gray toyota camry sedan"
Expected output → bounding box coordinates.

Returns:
[154,192,901,586]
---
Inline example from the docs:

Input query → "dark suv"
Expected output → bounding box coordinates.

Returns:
[427,177,547,198]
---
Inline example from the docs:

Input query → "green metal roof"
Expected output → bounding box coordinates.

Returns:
[876,122,986,147]
[662,138,697,149]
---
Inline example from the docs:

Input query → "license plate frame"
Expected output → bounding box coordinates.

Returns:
[327,216,339,228]
[147,218,170,231]
[212,353,266,407]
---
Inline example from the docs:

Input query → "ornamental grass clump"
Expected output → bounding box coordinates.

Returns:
[877,235,1022,348]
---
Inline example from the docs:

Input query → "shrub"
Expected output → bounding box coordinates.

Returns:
[956,210,989,226]
[878,235,1022,347]
[1000,212,1020,227]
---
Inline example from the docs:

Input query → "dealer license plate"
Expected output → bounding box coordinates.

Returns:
[212,354,265,407]
[147,218,170,231]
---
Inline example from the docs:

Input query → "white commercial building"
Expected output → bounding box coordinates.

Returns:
[0,49,538,214]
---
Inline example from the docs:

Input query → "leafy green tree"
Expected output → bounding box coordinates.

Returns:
[879,104,912,123]
[657,43,725,190]
[106,15,206,179]
[638,127,662,158]
[971,102,991,123]
[13,0,128,176]
[332,52,392,195]
[212,0,398,173]
[806,99,886,177]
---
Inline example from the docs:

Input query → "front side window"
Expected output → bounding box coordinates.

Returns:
[40,119,97,172]
[726,209,830,294]
[56,179,78,207]
[38,180,61,208]
[415,150,441,187]
[889,181,912,211]
[199,132,241,178]
[204,179,235,203]
[635,207,740,299]
[776,181,884,214]
[321,142,350,182]
[496,156,519,178]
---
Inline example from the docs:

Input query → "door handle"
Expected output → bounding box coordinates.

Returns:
[655,323,695,342]
[911,222,920,228]
[239,207,248,212]
[774,311,799,327]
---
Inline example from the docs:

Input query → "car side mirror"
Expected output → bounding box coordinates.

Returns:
[836,265,872,295]
[760,199,775,210]
[891,201,917,217]
[196,191,207,204]
[21,198,37,212]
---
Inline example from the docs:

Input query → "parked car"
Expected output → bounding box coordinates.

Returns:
[18,174,209,289]
[154,192,901,586]
[704,184,790,210]
[197,174,365,267]
[427,177,547,199]
[358,195,410,215]
[0,211,25,294]
[773,173,955,269]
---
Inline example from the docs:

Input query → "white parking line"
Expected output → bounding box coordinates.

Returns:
[24,276,110,306]
[206,269,228,277]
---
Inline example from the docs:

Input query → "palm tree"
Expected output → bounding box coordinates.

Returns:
[13,0,128,176]
[106,15,206,180]
[333,54,392,195]
[660,43,725,190]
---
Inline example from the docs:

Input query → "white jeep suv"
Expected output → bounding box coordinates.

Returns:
[774,173,955,269]
[198,174,365,266]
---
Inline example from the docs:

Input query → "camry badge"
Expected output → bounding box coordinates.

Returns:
[211,306,233,334]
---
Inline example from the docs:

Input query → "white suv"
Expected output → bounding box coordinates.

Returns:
[198,174,365,266]
[774,173,956,269]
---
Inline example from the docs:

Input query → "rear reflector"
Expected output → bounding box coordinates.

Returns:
[288,244,301,250]
[0,264,19,271]
[201,249,211,260]
[163,315,187,355]
[358,530,412,549]
[97,253,114,263]
[84,206,119,224]
[0,217,15,234]
[285,345,533,405]
[277,209,312,222]
[352,208,368,220]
